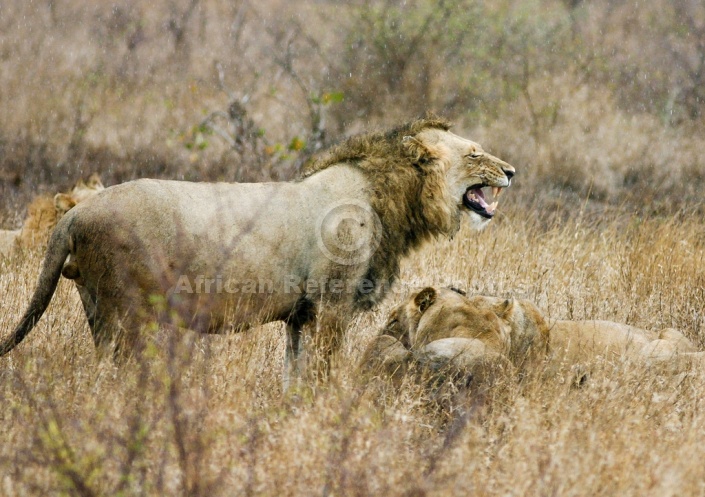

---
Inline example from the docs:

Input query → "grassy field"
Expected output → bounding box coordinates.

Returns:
[2,0,705,495]
[1,200,705,496]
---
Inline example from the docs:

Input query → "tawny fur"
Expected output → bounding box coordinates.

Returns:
[362,287,704,385]
[361,288,546,383]
[305,119,513,308]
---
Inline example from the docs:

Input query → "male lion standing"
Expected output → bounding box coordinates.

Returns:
[0,118,514,387]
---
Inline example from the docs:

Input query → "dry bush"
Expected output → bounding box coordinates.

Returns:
[468,73,705,215]
[0,0,345,212]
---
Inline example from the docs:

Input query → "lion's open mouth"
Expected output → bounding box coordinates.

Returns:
[462,186,502,219]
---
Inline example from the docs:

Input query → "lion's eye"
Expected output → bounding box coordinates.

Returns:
[467,152,483,159]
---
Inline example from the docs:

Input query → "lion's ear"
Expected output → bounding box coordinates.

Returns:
[414,287,437,313]
[402,135,435,164]
[496,299,515,318]
[54,193,76,215]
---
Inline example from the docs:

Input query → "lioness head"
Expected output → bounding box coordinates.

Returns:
[464,294,550,369]
[16,174,105,250]
[411,127,515,231]
[54,173,105,216]
[383,287,549,370]
[383,287,511,355]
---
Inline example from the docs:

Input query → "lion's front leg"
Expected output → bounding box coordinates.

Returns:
[283,321,304,392]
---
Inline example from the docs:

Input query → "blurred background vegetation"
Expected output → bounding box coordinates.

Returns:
[1,0,704,225]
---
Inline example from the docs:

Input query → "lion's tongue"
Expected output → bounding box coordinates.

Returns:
[466,188,488,208]
[466,188,498,214]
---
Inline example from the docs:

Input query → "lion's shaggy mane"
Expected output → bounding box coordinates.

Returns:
[304,118,455,309]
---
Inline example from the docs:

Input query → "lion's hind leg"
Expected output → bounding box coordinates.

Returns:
[642,328,702,373]
[77,284,145,363]
[642,328,697,360]
[656,328,697,353]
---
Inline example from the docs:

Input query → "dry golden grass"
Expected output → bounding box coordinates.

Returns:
[1,199,705,496]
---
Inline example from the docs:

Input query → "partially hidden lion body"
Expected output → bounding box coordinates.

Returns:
[0,174,104,257]
[361,287,549,384]
[1,119,515,387]
[362,287,703,384]
[547,320,700,372]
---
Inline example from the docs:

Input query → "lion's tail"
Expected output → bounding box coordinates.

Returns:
[0,218,71,356]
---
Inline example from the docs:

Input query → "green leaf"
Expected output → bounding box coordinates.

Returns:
[288,137,306,151]
[322,91,344,104]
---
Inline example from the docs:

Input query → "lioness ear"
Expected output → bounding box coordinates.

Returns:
[54,193,76,215]
[496,299,515,318]
[414,287,437,313]
[86,173,104,189]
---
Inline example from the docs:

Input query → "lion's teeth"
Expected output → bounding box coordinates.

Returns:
[492,187,503,199]
[488,201,498,213]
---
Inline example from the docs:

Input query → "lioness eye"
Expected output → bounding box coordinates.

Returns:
[469,152,482,159]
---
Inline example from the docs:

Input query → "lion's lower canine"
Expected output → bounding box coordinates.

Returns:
[0,118,515,386]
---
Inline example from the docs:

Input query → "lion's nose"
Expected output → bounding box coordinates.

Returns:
[504,168,515,180]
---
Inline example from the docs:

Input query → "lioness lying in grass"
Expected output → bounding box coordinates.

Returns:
[361,287,704,385]
[360,287,548,385]
[0,174,104,257]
